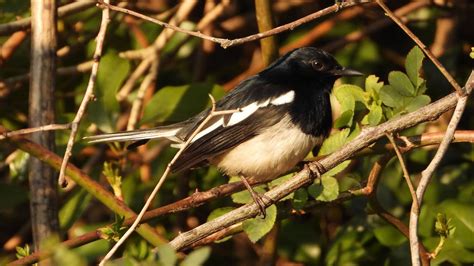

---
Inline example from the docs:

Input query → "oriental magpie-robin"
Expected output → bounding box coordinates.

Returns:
[85,47,362,216]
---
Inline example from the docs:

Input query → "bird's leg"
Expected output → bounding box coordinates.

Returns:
[309,161,326,180]
[239,176,270,218]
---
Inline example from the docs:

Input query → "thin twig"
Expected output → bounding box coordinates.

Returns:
[99,96,240,265]
[0,123,71,140]
[408,71,473,266]
[99,0,366,50]
[385,132,419,211]
[375,0,464,96]
[57,0,111,187]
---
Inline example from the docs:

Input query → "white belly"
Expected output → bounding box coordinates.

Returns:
[212,115,322,179]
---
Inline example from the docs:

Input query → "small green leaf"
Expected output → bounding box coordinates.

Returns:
[324,160,351,177]
[366,104,383,126]
[243,205,277,243]
[334,110,354,128]
[59,189,92,230]
[88,51,130,132]
[380,85,406,108]
[373,225,407,247]
[141,83,220,124]
[470,47,474,59]
[292,188,308,210]
[311,176,339,202]
[365,75,384,99]
[405,46,425,88]
[318,128,350,156]
[388,71,415,96]
[404,95,431,113]
[180,247,211,266]
[156,243,177,266]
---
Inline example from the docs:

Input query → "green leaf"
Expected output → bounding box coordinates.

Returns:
[156,243,177,266]
[243,205,277,243]
[334,84,367,111]
[405,46,425,88]
[324,160,351,177]
[180,247,211,266]
[88,51,130,132]
[365,75,384,100]
[388,71,415,96]
[404,95,431,113]
[292,188,308,210]
[366,104,383,126]
[309,176,339,202]
[373,225,407,247]
[318,128,350,156]
[59,189,92,230]
[334,110,354,128]
[141,83,219,124]
[380,85,402,108]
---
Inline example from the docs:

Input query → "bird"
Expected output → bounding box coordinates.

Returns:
[85,47,362,217]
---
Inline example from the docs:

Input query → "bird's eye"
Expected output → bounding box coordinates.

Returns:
[311,60,324,71]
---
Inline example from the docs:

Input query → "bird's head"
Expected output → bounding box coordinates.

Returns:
[260,47,362,85]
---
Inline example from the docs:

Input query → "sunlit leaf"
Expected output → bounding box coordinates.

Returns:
[243,205,277,243]
[405,46,425,88]
[388,71,415,96]
[156,243,177,266]
[181,247,211,266]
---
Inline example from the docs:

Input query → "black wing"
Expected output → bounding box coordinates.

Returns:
[170,105,288,173]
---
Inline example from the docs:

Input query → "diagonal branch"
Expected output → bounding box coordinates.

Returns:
[385,132,419,211]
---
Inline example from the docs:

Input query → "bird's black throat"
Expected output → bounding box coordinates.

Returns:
[289,79,334,138]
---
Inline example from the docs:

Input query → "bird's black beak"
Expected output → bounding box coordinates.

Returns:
[333,67,363,77]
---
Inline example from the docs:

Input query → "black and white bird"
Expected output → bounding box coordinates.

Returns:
[85,47,362,216]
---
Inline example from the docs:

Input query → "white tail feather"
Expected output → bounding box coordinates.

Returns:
[84,127,181,144]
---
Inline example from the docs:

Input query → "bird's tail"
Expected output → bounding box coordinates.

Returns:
[84,126,181,144]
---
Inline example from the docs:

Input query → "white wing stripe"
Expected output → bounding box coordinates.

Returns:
[270,90,295,105]
[192,118,224,142]
[190,90,295,143]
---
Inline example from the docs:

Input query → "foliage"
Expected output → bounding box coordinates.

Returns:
[0,1,473,265]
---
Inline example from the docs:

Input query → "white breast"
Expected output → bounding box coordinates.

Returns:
[211,115,322,180]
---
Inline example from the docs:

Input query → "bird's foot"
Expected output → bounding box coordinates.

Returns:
[239,176,272,218]
[309,161,326,180]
